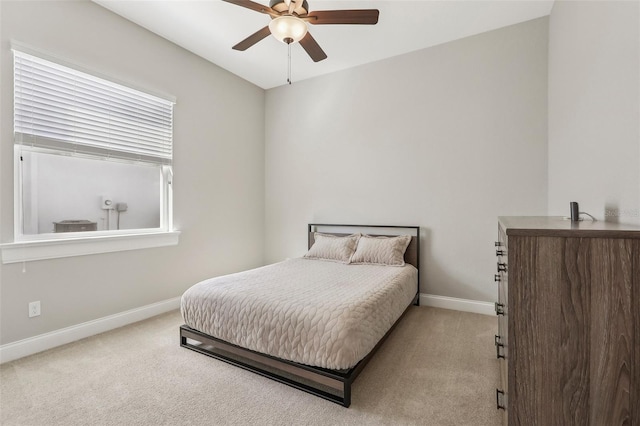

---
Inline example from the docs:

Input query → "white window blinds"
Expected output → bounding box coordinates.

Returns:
[14,50,174,164]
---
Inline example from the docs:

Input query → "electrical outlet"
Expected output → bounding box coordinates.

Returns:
[29,301,41,318]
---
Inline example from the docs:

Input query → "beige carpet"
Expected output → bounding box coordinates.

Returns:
[0,306,501,426]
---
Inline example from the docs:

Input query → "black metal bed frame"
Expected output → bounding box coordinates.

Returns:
[180,224,420,407]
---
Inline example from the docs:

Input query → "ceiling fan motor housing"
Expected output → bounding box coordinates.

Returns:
[269,0,309,15]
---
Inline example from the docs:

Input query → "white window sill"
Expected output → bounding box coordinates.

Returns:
[1,231,180,264]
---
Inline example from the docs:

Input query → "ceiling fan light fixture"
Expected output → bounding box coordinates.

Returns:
[269,15,308,44]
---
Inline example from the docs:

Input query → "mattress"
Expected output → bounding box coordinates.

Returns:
[180,258,418,370]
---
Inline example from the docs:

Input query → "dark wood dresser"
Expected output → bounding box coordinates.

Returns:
[494,216,640,426]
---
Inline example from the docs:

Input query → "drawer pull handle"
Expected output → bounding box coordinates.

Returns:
[495,241,503,247]
[497,263,507,273]
[494,335,505,359]
[496,389,506,410]
[494,274,501,282]
[496,249,506,257]
[495,302,505,316]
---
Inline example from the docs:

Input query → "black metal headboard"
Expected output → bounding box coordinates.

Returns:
[307,224,421,303]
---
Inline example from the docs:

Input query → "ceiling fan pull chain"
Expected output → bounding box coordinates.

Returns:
[287,42,292,85]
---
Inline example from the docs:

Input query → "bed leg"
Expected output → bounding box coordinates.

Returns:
[343,382,351,407]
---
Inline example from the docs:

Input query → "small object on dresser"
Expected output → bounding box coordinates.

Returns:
[570,201,580,222]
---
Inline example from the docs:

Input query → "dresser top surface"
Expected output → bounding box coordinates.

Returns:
[499,216,640,238]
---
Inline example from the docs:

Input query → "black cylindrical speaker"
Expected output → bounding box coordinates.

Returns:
[570,202,580,222]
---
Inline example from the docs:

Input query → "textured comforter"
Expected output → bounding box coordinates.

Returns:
[181,258,418,370]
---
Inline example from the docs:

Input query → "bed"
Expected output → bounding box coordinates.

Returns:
[180,224,420,407]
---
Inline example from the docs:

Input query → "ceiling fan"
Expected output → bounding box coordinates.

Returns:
[222,0,380,62]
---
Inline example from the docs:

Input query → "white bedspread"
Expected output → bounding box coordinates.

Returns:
[180,258,418,370]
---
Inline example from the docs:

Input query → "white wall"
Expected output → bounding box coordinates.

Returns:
[548,0,640,224]
[0,0,265,345]
[265,18,549,303]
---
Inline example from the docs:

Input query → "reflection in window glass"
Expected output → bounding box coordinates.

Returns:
[20,149,161,234]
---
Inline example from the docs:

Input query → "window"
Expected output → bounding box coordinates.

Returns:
[1,49,179,263]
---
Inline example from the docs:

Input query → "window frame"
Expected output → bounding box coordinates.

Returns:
[1,47,180,264]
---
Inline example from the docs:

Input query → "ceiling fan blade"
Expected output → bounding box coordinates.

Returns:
[306,10,379,25]
[299,32,327,62]
[232,26,272,51]
[222,0,277,17]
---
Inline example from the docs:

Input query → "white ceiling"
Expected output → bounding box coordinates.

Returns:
[93,0,554,89]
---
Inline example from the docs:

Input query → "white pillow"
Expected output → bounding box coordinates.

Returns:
[350,234,411,266]
[303,233,360,264]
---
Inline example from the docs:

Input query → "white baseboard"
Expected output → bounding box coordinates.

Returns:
[419,293,494,316]
[0,296,181,364]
